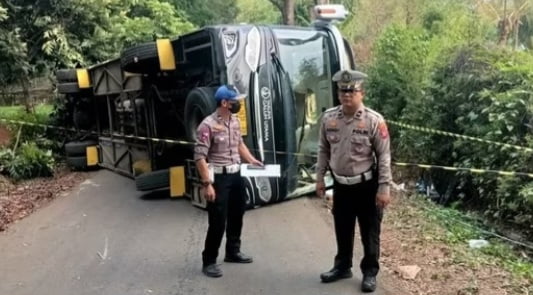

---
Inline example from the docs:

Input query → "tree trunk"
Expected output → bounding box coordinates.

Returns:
[19,77,33,113]
[498,17,512,46]
[283,0,295,25]
[513,19,520,50]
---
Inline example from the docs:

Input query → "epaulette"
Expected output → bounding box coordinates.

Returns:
[365,107,384,120]
[323,106,341,119]
[324,105,340,113]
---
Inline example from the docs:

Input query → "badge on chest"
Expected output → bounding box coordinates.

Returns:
[326,120,339,132]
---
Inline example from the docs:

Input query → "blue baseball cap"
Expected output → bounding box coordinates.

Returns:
[214,85,246,102]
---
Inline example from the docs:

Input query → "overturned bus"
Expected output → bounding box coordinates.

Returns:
[56,5,355,208]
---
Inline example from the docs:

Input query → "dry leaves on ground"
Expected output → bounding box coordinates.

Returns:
[0,167,89,232]
[380,193,531,295]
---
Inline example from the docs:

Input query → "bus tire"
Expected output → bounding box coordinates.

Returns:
[66,156,88,170]
[58,82,81,94]
[243,177,257,209]
[121,42,159,74]
[135,169,170,191]
[56,69,77,82]
[184,87,217,142]
[73,107,94,130]
[65,140,97,157]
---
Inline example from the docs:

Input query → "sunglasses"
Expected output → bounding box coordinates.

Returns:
[339,88,362,94]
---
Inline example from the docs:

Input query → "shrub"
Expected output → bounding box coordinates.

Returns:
[0,142,54,180]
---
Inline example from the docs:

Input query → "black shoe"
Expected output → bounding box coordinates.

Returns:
[320,268,353,283]
[361,275,377,292]
[202,264,223,278]
[224,252,253,263]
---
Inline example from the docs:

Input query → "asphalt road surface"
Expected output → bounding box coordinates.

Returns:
[0,170,395,295]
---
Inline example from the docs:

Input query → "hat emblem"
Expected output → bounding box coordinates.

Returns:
[342,72,352,82]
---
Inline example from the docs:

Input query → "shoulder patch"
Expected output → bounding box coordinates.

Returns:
[378,120,389,139]
[198,125,211,142]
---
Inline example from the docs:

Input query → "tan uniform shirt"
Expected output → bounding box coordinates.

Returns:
[316,104,392,195]
[194,111,243,166]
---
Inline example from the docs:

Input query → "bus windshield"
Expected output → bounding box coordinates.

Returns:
[273,28,335,170]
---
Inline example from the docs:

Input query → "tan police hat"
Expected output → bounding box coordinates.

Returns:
[332,69,368,89]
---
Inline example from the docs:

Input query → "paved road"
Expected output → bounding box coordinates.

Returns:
[0,170,395,295]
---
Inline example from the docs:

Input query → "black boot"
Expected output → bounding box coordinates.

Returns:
[224,252,253,263]
[202,264,223,278]
[320,268,353,283]
[361,275,377,292]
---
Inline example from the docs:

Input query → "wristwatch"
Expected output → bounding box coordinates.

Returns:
[201,180,212,187]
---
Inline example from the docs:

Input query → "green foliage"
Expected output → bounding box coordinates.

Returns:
[366,26,431,121]
[171,0,238,26]
[421,196,533,282]
[236,0,281,24]
[85,0,196,62]
[366,2,533,234]
[0,8,30,86]
[426,48,533,230]
[0,142,54,180]
[0,0,196,84]
[0,104,52,147]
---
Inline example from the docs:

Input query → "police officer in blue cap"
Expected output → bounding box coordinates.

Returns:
[194,85,263,278]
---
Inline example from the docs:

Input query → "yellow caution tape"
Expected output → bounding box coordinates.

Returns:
[3,117,532,178]
[388,120,533,153]
[0,118,194,146]
[393,162,533,178]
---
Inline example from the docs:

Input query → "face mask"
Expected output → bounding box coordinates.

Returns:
[229,100,241,114]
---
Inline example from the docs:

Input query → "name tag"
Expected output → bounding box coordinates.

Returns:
[213,124,225,132]
[353,128,369,135]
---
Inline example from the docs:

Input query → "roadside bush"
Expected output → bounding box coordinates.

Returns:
[424,47,533,232]
[0,104,52,145]
[367,21,533,235]
[0,142,54,180]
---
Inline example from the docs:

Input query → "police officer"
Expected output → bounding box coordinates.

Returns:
[194,85,263,278]
[315,70,392,292]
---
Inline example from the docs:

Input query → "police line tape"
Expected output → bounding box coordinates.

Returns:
[393,162,533,178]
[387,120,533,153]
[2,117,532,178]
[0,118,194,146]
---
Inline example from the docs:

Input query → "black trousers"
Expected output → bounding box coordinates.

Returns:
[202,172,246,266]
[331,175,383,276]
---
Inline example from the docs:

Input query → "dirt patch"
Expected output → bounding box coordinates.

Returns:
[319,187,530,295]
[0,166,90,232]
[0,125,11,146]
[379,193,531,295]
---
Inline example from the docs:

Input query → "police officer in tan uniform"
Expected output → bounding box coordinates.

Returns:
[316,70,392,292]
[195,85,262,278]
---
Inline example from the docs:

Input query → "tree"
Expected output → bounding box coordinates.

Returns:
[170,0,238,27]
[236,0,281,24]
[475,0,531,49]
[0,1,33,111]
[267,0,296,25]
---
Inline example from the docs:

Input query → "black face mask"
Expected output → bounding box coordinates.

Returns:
[229,100,241,114]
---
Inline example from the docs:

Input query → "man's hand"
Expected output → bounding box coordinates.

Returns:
[203,184,216,202]
[249,158,263,167]
[316,181,325,198]
[376,193,391,209]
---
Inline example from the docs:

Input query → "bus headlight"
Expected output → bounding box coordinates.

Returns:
[245,27,261,72]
